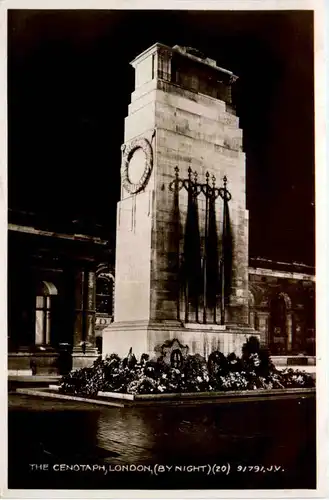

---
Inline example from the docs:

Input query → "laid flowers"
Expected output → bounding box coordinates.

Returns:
[58,337,315,396]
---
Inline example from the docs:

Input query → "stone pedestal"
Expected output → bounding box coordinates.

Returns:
[103,43,257,361]
[71,347,98,370]
[103,320,258,360]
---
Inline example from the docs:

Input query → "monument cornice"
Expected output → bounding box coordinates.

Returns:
[130,42,238,82]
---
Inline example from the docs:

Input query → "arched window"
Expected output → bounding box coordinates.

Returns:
[96,273,114,316]
[35,281,58,346]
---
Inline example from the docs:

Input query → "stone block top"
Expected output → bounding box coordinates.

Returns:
[130,42,238,82]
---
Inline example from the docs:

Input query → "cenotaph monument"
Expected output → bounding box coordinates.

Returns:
[102,43,257,360]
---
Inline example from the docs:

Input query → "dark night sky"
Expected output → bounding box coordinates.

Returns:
[8,10,315,265]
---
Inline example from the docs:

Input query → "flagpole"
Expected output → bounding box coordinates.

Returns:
[220,176,228,326]
[174,166,181,321]
[193,171,200,323]
[185,168,193,323]
[211,175,217,325]
[203,172,210,324]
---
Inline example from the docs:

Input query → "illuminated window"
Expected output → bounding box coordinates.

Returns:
[35,281,58,345]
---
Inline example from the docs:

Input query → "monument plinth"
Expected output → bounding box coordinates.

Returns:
[103,43,257,360]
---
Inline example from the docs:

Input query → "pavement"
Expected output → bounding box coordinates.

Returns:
[8,374,62,392]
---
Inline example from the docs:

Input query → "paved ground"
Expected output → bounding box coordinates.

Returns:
[8,393,316,490]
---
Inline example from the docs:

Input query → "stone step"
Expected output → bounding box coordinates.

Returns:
[272,356,316,367]
[14,386,315,408]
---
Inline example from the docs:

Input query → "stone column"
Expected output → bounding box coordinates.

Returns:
[257,311,269,347]
[286,312,293,353]
[72,267,98,370]
[248,309,255,329]
[85,270,97,348]
[73,269,84,349]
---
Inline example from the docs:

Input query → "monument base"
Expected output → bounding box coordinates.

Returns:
[102,320,259,361]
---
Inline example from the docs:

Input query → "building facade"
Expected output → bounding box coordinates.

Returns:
[8,210,113,376]
[248,258,315,358]
[7,215,315,376]
[95,260,315,360]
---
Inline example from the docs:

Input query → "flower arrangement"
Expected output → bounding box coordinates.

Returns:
[58,337,315,396]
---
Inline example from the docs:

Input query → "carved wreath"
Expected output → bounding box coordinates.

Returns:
[121,137,153,194]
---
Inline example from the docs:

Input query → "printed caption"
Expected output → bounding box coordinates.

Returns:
[29,463,285,475]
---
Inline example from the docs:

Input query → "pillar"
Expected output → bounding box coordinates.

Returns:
[85,270,97,348]
[73,269,84,349]
[257,311,269,347]
[286,312,293,353]
[72,267,98,370]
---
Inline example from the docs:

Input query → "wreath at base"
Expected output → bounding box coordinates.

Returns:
[59,337,315,396]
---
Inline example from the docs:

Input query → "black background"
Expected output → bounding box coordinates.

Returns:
[8,10,315,265]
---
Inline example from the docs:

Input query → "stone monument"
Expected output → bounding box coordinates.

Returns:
[102,43,257,361]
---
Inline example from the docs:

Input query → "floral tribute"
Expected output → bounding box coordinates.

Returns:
[58,338,315,397]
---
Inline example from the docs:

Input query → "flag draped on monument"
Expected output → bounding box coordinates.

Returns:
[183,184,202,321]
[220,196,233,310]
[206,195,220,310]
